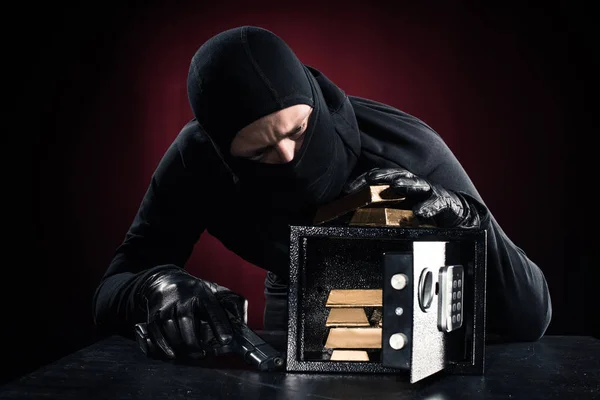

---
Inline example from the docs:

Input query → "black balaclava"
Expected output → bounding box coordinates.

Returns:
[187,26,360,213]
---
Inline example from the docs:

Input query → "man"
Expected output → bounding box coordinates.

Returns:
[92,26,552,360]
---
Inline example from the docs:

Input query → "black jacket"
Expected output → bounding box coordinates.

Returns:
[92,69,552,342]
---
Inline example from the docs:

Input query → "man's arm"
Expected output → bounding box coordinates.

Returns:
[476,208,552,341]
[351,97,552,341]
[92,122,208,338]
[351,163,552,341]
[429,163,553,342]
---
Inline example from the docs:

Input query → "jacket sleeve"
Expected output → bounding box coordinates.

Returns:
[92,123,208,338]
[352,96,553,341]
[476,205,552,341]
[431,164,552,342]
[352,97,552,341]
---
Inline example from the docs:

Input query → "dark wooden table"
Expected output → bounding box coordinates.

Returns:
[1,334,598,399]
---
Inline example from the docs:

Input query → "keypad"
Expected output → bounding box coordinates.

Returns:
[438,265,464,332]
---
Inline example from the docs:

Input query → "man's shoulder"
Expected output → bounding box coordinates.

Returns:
[349,96,439,136]
[176,119,212,146]
[349,95,455,178]
[171,119,226,172]
[174,119,220,158]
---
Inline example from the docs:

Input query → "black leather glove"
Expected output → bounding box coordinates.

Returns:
[135,267,247,359]
[344,167,480,229]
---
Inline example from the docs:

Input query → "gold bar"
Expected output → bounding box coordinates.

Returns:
[330,350,370,361]
[313,185,406,225]
[324,327,382,349]
[326,308,370,327]
[326,289,382,308]
[350,208,420,227]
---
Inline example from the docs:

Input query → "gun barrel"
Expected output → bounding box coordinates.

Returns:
[234,324,284,371]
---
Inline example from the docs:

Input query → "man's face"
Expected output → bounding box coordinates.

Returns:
[230,104,313,164]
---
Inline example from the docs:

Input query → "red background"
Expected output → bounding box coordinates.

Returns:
[13,0,594,384]
[59,3,568,329]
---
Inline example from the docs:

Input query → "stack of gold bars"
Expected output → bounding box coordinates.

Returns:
[324,289,384,361]
[313,184,432,228]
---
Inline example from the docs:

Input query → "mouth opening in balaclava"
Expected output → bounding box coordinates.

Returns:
[187,26,360,212]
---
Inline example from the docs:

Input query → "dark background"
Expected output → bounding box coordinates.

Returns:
[7,0,596,386]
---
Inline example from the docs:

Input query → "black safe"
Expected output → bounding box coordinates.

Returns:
[285,225,487,383]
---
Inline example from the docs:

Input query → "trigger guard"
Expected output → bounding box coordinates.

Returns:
[209,343,237,356]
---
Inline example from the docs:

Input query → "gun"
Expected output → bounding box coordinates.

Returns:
[134,312,285,372]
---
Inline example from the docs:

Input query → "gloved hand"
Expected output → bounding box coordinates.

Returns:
[344,167,480,229]
[134,267,247,360]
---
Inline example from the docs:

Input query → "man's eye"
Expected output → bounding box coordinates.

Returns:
[290,125,306,140]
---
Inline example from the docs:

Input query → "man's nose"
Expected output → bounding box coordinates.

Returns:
[274,138,296,163]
